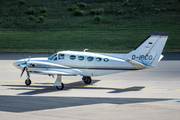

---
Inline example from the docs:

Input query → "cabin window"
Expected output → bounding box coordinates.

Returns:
[58,54,64,60]
[70,55,76,60]
[104,58,109,62]
[78,56,84,61]
[96,57,102,62]
[87,56,94,61]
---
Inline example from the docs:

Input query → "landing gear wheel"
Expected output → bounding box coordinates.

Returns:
[82,76,86,81]
[56,83,64,90]
[25,79,31,86]
[83,77,92,84]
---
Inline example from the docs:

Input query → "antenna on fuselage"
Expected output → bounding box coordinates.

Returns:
[83,49,89,52]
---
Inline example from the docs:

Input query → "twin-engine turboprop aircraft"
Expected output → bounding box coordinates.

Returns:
[13,32,169,90]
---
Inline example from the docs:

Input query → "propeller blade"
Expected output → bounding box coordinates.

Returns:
[28,56,31,62]
[20,67,26,77]
[26,67,30,77]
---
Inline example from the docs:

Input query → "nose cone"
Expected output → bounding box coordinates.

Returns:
[13,57,48,69]
[13,60,25,69]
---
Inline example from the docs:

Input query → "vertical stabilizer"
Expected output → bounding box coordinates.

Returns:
[127,32,169,67]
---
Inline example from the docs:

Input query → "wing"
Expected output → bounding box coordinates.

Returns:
[27,61,85,76]
[29,68,85,76]
[27,61,70,68]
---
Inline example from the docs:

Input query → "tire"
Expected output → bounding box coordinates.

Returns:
[82,76,86,81]
[83,77,92,84]
[56,83,64,90]
[25,79,31,86]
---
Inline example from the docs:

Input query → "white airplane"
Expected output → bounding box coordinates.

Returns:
[13,32,169,90]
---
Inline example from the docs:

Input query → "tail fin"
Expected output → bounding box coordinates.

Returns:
[127,32,169,68]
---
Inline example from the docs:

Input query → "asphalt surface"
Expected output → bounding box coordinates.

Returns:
[0,53,180,120]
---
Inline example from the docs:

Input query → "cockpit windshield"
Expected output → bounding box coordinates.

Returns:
[48,53,57,60]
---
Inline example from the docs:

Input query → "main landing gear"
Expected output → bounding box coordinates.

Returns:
[82,76,92,84]
[54,75,64,90]
[24,75,92,90]
[56,83,64,90]
[54,76,92,90]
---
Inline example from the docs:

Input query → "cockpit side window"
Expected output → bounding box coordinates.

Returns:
[48,53,57,60]
[58,54,64,60]
[54,57,57,61]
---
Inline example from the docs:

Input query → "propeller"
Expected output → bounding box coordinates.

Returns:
[20,55,31,77]
[20,67,26,77]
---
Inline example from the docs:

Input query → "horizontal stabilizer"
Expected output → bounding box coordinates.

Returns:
[126,58,150,69]
[158,55,164,62]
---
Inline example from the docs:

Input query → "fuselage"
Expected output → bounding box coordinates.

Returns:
[13,51,136,76]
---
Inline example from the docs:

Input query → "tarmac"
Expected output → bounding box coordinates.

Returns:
[0,53,180,120]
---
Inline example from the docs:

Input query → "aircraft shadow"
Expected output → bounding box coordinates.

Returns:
[107,86,145,93]
[2,80,145,95]
[0,95,171,113]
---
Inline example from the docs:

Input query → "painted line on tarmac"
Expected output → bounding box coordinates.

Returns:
[0,83,52,86]
[149,81,180,83]
[161,99,180,103]
[44,80,143,82]
[46,80,180,83]
[1,79,180,83]
[1,83,180,91]
[0,79,36,81]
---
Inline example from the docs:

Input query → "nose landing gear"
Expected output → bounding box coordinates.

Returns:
[24,68,31,86]
[25,78,31,86]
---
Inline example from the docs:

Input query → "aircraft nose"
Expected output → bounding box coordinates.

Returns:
[13,60,24,69]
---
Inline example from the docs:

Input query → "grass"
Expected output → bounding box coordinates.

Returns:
[0,0,180,53]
